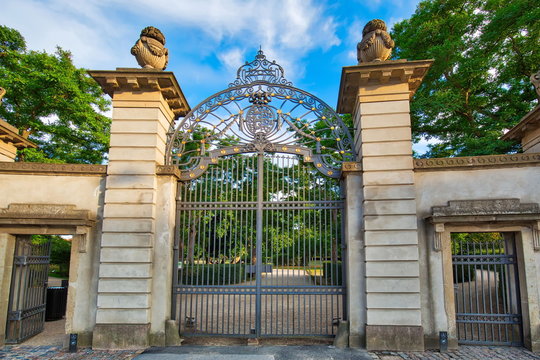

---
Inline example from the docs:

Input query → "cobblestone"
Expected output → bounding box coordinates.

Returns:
[370,346,540,360]
[0,345,539,359]
[0,345,142,359]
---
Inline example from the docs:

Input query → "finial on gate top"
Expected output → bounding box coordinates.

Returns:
[357,19,395,64]
[532,70,540,99]
[229,49,292,87]
[131,26,169,70]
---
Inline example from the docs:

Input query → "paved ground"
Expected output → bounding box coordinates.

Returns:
[176,268,343,336]
[20,319,66,346]
[1,345,540,360]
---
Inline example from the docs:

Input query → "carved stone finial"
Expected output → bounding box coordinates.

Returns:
[531,70,540,99]
[0,87,5,102]
[357,19,395,64]
[131,26,169,70]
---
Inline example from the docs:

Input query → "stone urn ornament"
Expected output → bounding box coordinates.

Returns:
[131,26,169,70]
[357,19,395,63]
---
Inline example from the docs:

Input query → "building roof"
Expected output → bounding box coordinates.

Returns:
[0,119,37,149]
[501,105,540,142]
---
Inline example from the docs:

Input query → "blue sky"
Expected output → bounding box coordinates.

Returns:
[1,0,429,150]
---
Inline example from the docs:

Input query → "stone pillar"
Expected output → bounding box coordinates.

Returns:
[337,59,433,351]
[342,162,366,347]
[65,230,101,347]
[0,233,16,347]
[88,69,189,349]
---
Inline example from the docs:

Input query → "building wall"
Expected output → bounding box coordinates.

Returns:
[0,171,106,346]
[415,165,540,349]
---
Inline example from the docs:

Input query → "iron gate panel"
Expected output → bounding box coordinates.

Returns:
[452,234,522,346]
[172,153,345,337]
[5,236,51,344]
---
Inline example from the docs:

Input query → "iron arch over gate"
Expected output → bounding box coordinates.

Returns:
[167,51,356,338]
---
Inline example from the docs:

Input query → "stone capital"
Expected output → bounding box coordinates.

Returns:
[88,69,190,119]
[337,59,433,114]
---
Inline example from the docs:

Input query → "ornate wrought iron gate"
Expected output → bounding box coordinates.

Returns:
[5,235,52,343]
[452,233,522,346]
[167,50,355,338]
[172,153,345,337]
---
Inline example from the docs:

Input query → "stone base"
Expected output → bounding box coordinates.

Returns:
[333,320,349,348]
[424,334,457,351]
[366,325,424,351]
[62,331,93,349]
[247,338,259,346]
[348,334,364,348]
[92,324,150,349]
[528,339,540,353]
[149,331,165,347]
[165,320,184,346]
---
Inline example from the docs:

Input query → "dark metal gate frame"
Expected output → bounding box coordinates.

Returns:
[452,233,523,346]
[5,235,51,344]
[171,153,346,337]
[167,50,356,338]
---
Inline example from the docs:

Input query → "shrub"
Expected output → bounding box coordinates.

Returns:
[179,263,252,285]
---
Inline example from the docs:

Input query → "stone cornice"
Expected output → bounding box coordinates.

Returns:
[427,199,540,250]
[88,68,190,118]
[0,204,95,234]
[0,162,107,176]
[0,119,36,149]
[501,105,540,141]
[341,162,362,173]
[337,59,434,114]
[156,165,181,179]
[414,153,540,171]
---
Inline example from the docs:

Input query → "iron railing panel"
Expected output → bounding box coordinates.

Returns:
[5,236,51,344]
[452,234,523,346]
[172,154,345,338]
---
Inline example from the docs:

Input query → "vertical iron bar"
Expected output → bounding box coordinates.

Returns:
[255,153,264,337]
[171,182,182,321]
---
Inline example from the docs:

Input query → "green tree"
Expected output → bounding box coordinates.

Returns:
[392,0,540,157]
[32,235,72,278]
[0,26,110,163]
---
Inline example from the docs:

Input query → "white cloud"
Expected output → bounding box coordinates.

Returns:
[1,0,341,84]
[218,48,245,73]
[1,0,133,69]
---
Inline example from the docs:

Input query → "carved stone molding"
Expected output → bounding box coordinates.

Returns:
[0,162,106,176]
[0,204,93,221]
[433,223,445,252]
[414,153,540,171]
[501,106,540,149]
[432,199,539,217]
[531,220,540,251]
[88,69,190,118]
[0,203,95,235]
[156,165,181,179]
[341,162,362,173]
[0,119,36,149]
[427,199,540,251]
[337,59,434,114]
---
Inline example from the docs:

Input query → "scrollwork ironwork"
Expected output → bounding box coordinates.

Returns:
[166,50,356,180]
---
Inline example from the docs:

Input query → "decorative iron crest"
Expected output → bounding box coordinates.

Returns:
[166,50,356,180]
[229,49,292,87]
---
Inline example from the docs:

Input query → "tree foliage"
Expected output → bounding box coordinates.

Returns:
[392,0,540,157]
[0,25,110,163]
[32,235,71,278]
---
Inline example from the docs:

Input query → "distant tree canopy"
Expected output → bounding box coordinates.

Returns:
[392,0,540,157]
[0,25,110,164]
